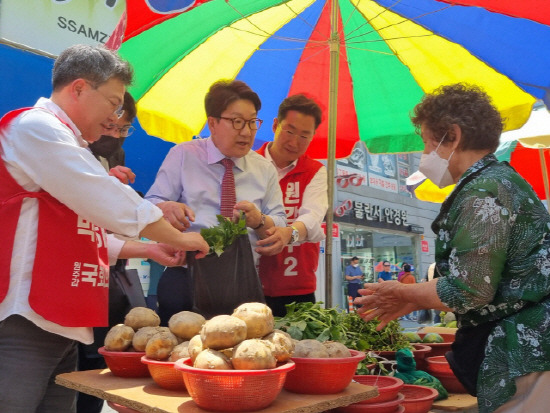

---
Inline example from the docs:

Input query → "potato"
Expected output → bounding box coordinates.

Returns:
[232,302,274,339]
[145,331,179,361]
[132,326,164,351]
[263,329,294,362]
[200,315,247,350]
[104,324,135,351]
[293,339,329,358]
[323,341,351,358]
[168,311,206,340]
[124,307,160,331]
[194,349,233,370]
[188,334,204,363]
[169,341,190,362]
[232,339,277,370]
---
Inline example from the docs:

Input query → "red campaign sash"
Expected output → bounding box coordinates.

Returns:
[0,108,109,327]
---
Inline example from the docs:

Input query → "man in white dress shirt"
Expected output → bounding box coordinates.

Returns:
[0,44,208,413]
[256,94,328,317]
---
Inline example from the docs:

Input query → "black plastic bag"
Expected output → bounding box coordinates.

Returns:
[187,234,265,319]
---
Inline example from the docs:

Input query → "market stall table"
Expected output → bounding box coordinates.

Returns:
[431,393,478,412]
[56,369,378,413]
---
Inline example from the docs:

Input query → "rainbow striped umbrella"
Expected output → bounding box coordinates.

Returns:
[118,0,550,159]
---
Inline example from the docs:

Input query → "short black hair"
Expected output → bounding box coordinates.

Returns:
[351,256,359,261]
[278,94,322,129]
[204,79,261,118]
[403,264,412,272]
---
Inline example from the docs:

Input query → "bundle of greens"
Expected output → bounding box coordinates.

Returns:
[274,302,412,375]
[200,214,248,256]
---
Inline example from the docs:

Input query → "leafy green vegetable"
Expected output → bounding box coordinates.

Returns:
[274,301,412,375]
[200,214,248,256]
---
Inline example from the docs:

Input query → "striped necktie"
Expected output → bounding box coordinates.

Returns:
[220,158,236,218]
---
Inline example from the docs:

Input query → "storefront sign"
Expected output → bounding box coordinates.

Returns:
[351,201,408,226]
[0,0,124,56]
[421,240,429,252]
[321,222,340,238]
[335,199,415,232]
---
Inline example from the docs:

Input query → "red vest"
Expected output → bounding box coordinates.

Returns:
[257,143,323,296]
[0,108,109,327]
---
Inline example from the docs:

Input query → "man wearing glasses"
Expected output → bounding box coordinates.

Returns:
[256,94,328,317]
[378,261,394,282]
[88,91,136,178]
[145,79,288,324]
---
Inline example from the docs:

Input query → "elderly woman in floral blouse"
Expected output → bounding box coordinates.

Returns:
[355,83,550,413]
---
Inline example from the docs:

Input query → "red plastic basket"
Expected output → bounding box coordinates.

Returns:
[174,358,295,412]
[283,349,365,394]
[417,333,455,358]
[352,375,404,403]
[141,356,186,391]
[336,393,404,413]
[98,347,149,378]
[400,385,438,413]
[426,356,468,393]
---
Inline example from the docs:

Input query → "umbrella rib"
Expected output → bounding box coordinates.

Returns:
[344,3,450,44]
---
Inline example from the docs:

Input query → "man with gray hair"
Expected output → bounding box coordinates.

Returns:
[0,44,208,412]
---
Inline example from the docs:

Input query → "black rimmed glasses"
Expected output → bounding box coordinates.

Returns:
[86,81,124,119]
[218,116,263,130]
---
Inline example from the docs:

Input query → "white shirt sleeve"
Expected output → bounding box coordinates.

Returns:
[295,166,328,243]
[4,108,162,238]
[106,234,125,266]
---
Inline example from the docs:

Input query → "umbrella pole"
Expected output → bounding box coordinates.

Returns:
[539,148,550,205]
[325,0,339,308]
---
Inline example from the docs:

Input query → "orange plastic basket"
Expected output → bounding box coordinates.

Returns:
[283,349,365,394]
[141,356,186,391]
[174,358,295,412]
[98,347,149,378]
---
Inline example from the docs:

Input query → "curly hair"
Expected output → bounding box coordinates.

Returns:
[411,83,504,152]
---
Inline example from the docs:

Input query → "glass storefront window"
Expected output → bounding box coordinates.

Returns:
[340,226,415,284]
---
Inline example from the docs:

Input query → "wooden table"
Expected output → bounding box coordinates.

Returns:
[56,369,378,413]
[432,393,478,412]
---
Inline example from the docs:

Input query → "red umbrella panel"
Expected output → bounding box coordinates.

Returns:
[508,143,550,201]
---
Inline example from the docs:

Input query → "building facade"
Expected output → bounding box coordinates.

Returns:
[315,141,441,309]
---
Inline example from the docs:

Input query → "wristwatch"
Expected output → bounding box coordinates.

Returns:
[288,225,299,244]
[252,213,265,230]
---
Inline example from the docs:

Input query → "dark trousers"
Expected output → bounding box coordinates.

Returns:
[265,293,316,318]
[157,266,194,326]
[0,315,78,413]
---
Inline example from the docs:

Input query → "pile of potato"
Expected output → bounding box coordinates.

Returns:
[104,306,206,362]
[104,303,353,370]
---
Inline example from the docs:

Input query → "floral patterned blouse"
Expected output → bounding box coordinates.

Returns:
[433,154,550,412]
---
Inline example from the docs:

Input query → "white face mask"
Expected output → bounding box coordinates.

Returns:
[418,132,454,188]
[352,263,359,267]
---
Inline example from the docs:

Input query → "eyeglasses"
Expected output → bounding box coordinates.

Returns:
[383,264,391,267]
[86,81,124,119]
[218,117,263,131]
[104,124,135,137]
